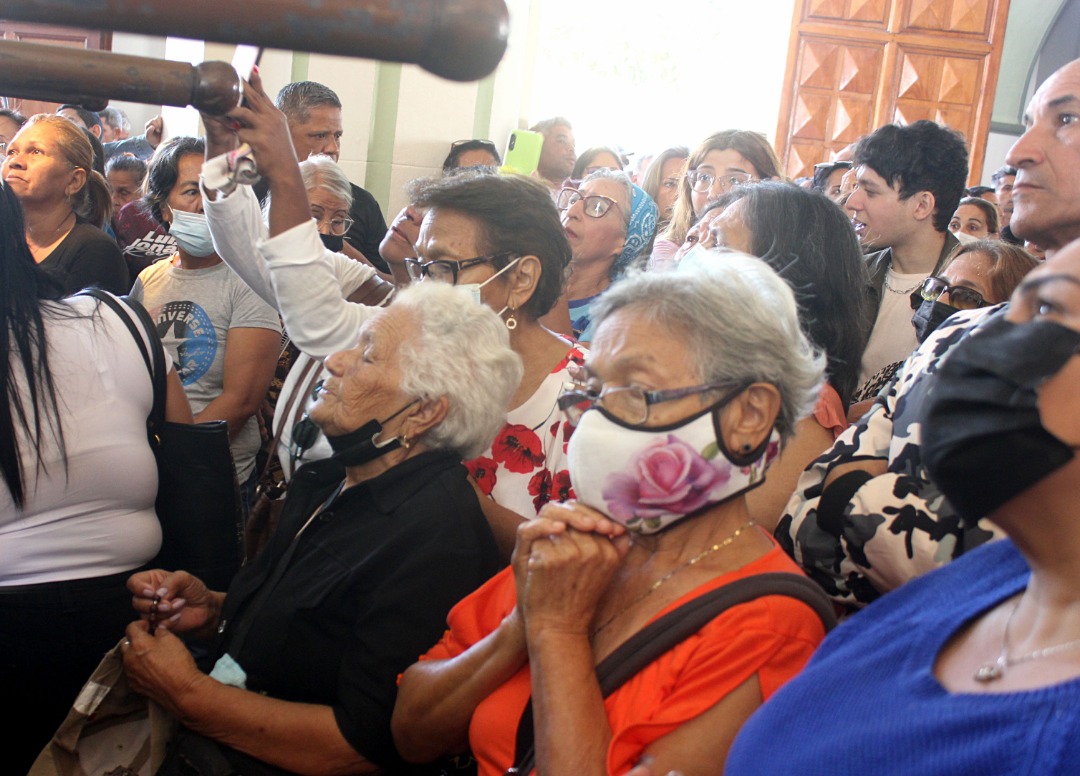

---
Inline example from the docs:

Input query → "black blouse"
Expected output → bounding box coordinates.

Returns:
[214,450,500,773]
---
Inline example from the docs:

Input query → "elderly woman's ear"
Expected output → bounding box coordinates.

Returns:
[718,383,782,454]
[401,396,451,445]
[506,255,543,308]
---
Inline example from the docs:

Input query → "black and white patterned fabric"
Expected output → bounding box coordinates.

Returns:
[776,305,1004,611]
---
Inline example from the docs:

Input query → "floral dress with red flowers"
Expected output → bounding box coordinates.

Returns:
[465,344,586,518]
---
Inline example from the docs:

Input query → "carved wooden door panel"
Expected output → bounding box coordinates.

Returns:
[776,0,1009,184]
[0,21,111,117]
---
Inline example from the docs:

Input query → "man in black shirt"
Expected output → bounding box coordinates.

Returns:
[270,81,389,272]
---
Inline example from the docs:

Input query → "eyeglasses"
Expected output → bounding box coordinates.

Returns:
[686,170,755,194]
[558,374,735,426]
[556,188,622,218]
[403,252,513,284]
[450,139,498,155]
[919,276,988,310]
[311,212,354,236]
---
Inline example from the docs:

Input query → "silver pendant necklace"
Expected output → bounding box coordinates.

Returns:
[883,261,926,295]
[974,599,1080,682]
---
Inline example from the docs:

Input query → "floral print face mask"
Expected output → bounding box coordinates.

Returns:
[566,397,780,534]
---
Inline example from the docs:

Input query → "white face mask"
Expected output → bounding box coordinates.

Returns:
[169,209,216,258]
[566,396,780,534]
[459,257,521,311]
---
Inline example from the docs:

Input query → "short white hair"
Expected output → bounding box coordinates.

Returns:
[591,252,825,439]
[299,154,353,210]
[392,283,523,458]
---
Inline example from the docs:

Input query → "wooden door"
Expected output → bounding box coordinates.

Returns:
[0,21,111,117]
[775,0,1009,184]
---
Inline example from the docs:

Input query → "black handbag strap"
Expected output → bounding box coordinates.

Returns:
[80,289,167,428]
[507,572,837,775]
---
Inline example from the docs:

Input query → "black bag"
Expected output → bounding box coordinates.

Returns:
[84,291,243,591]
[507,572,838,774]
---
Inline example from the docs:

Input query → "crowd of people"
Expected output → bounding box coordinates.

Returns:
[1,51,1079,776]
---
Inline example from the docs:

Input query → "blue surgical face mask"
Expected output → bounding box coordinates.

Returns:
[169,209,216,258]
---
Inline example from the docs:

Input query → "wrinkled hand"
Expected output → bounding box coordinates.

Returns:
[127,568,218,635]
[512,503,630,637]
[122,619,206,716]
[538,500,627,538]
[225,70,298,181]
[145,115,164,148]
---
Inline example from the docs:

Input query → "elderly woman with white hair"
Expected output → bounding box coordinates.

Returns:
[392,257,834,776]
[120,281,520,774]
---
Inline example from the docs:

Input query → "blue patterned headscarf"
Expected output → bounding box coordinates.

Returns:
[615,183,658,274]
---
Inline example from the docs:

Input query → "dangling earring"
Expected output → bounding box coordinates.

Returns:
[400,432,412,450]
[505,305,518,331]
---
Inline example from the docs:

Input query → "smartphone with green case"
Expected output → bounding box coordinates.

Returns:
[500,129,543,176]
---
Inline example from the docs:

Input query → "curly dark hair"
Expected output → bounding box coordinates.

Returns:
[854,120,969,233]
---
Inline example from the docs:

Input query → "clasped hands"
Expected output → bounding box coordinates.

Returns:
[511,501,631,636]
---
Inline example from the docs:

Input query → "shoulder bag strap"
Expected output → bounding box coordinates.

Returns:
[78,290,166,426]
[508,573,837,775]
[255,351,321,493]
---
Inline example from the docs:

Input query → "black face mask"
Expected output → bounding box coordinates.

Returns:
[323,400,417,467]
[920,312,1080,523]
[320,232,344,253]
[911,298,960,343]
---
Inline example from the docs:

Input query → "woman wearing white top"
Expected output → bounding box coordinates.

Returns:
[0,183,192,772]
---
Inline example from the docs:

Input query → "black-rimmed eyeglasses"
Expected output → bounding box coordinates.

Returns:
[403,252,514,284]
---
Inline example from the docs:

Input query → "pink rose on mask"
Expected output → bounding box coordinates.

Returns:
[601,434,731,524]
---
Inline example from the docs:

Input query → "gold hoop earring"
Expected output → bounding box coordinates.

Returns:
[506,305,518,330]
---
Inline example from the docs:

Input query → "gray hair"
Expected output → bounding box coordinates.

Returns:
[275,81,342,124]
[583,168,631,229]
[97,106,130,135]
[393,283,523,459]
[299,155,353,209]
[590,253,825,439]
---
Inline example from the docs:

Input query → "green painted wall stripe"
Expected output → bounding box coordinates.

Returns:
[473,73,496,140]
[366,62,402,213]
[290,52,310,83]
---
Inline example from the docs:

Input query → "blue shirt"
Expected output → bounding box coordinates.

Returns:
[726,539,1080,775]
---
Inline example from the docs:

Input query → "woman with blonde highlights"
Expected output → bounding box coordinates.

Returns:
[651,130,782,270]
[1,114,126,294]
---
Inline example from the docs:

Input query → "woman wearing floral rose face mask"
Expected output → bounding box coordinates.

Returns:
[393,256,830,776]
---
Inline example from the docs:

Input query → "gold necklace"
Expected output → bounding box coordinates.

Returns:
[27,211,74,244]
[592,520,756,637]
[975,599,1080,682]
